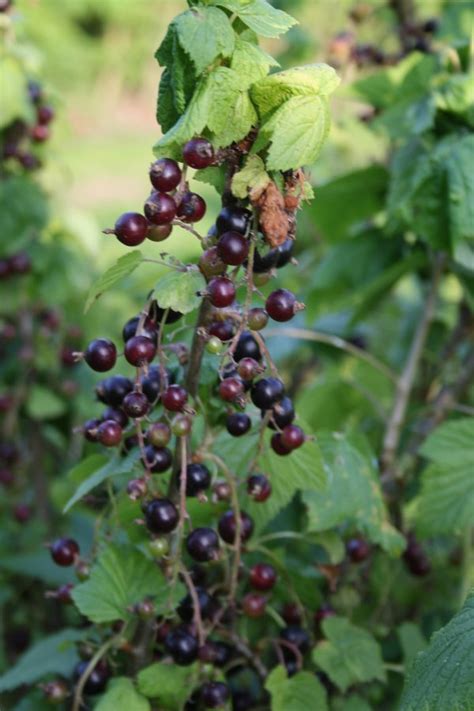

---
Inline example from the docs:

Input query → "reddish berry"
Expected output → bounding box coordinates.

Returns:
[114,212,148,246]
[183,137,215,169]
[97,420,122,447]
[247,473,272,502]
[31,124,49,142]
[186,527,220,562]
[37,104,55,125]
[147,422,171,448]
[271,432,292,456]
[266,289,297,322]
[122,391,150,418]
[218,510,254,544]
[237,357,260,380]
[124,335,157,366]
[144,192,177,225]
[84,339,117,372]
[217,231,249,266]
[346,538,371,563]
[208,277,235,308]
[208,319,234,342]
[50,538,80,567]
[281,424,305,451]
[149,158,182,192]
[243,593,266,618]
[219,377,244,402]
[177,192,206,223]
[162,385,188,412]
[250,563,277,591]
[13,503,32,523]
[248,307,269,331]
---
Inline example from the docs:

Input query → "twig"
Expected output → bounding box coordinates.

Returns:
[179,564,206,646]
[172,219,205,242]
[264,327,397,384]
[72,631,122,711]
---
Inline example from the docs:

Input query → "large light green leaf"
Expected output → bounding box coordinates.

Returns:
[72,544,183,624]
[313,617,386,692]
[95,678,150,711]
[214,0,297,38]
[154,268,206,315]
[231,35,279,88]
[0,629,84,692]
[400,592,474,711]
[175,6,235,74]
[0,55,33,129]
[302,433,405,555]
[26,385,67,420]
[137,662,198,708]
[231,154,270,199]
[411,419,474,537]
[206,66,257,147]
[265,666,328,711]
[85,250,143,313]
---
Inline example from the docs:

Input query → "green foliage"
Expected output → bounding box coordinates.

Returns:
[95,678,151,711]
[72,544,184,623]
[0,55,34,129]
[303,433,405,555]
[410,419,474,537]
[265,666,328,711]
[313,617,386,692]
[153,268,206,314]
[137,662,198,708]
[212,0,297,38]
[85,250,144,312]
[0,629,84,692]
[0,177,49,254]
[400,592,474,711]
[174,6,235,74]
[231,154,270,199]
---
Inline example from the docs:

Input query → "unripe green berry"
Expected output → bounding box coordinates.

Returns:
[147,422,171,448]
[248,307,269,331]
[172,414,193,437]
[206,336,224,355]
[148,537,170,558]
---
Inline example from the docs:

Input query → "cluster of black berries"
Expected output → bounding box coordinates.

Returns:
[1,79,55,172]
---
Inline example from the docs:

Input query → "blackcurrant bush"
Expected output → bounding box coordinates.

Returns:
[144,498,178,533]
[96,374,133,407]
[216,206,251,235]
[113,212,148,246]
[218,510,254,544]
[234,331,261,362]
[123,391,150,418]
[124,335,157,366]
[266,289,297,322]
[226,412,251,437]
[165,626,198,666]
[251,377,285,410]
[73,660,110,695]
[149,158,182,192]
[218,377,244,402]
[178,587,215,622]
[250,563,277,591]
[183,137,215,169]
[50,538,80,567]
[346,538,370,563]
[177,192,206,223]
[186,527,220,562]
[281,424,305,451]
[122,316,158,344]
[200,681,230,708]
[142,445,172,473]
[183,463,211,496]
[208,277,235,308]
[144,191,177,225]
[267,396,295,430]
[217,231,249,266]
[84,338,117,372]
[242,593,266,618]
[247,473,272,502]
[97,420,122,447]
[162,384,188,412]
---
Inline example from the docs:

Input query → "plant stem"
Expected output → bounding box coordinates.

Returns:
[72,630,124,711]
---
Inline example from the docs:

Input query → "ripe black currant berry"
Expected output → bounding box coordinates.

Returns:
[162,385,188,412]
[97,420,122,447]
[217,231,249,266]
[123,391,150,418]
[96,374,133,407]
[84,338,117,372]
[280,625,310,655]
[144,498,178,534]
[242,593,266,618]
[141,365,163,404]
[165,626,198,666]
[177,192,206,223]
[199,247,226,279]
[267,396,295,430]
[251,377,285,410]
[219,377,244,402]
[124,335,157,366]
[142,445,172,473]
[183,463,211,496]
[149,158,182,192]
[83,418,101,443]
[252,247,279,273]
[266,289,297,322]
[178,587,215,622]
[314,603,336,628]
[200,681,230,708]
[346,538,370,563]
[281,424,305,451]
[183,137,215,169]
[208,319,234,342]
[154,300,183,324]
[236,357,260,381]
[250,562,277,591]
[50,538,80,567]
[218,510,254,544]
[275,238,294,268]
[122,316,158,344]
[113,212,148,246]
[144,191,177,225]
[37,104,55,125]
[234,331,261,362]
[216,206,251,236]
[247,473,272,502]
[208,277,235,308]
[186,527,220,562]
[147,422,171,448]
[73,660,110,695]
[403,535,431,576]
[226,413,251,437]
[102,406,129,429]
[271,432,292,456]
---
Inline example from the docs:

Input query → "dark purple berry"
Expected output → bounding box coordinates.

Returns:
[266,289,297,322]
[217,231,249,266]
[219,377,244,402]
[83,418,101,443]
[250,563,277,591]
[142,445,173,473]
[235,331,261,362]
[84,339,117,372]
[208,319,234,342]
[177,192,206,223]
[124,335,157,366]
[200,681,229,708]
[183,137,215,169]
[186,528,220,562]
[122,391,150,418]
[183,463,211,496]
[267,396,295,430]
[226,413,251,437]
[73,660,110,695]
[113,212,148,246]
[165,626,198,666]
[218,510,253,545]
[144,498,178,533]
[97,420,122,447]
[144,192,177,225]
[122,316,158,344]
[162,385,188,412]
[102,407,129,428]
[178,587,215,622]
[216,206,251,236]
[252,247,279,273]
[346,538,371,563]
[50,538,80,566]
[281,424,305,451]
[243,593,266,618]
[96,375,133,407]
[149,158,182,192]
[251,377,284,410]
[247,474,272,502]
[208,277,235,308]
[275,238,294,268]
[271,432,292,456]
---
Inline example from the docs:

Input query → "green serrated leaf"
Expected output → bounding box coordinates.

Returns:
[175,6,235,74]
[0,629,84,692]
[154,268,205,315]
[72,544,183,624]
[230,36,279,88]
[194,166,226,195]
[84,250,143,313]
[206,66,257,147]
[137,662,198,708]
[302,433,405,555]
[214,0,297,38]
[63,450,141,513]
[25,385,67,420]
[313,617,386,692]
[265,666,328,711]
[231,154,270,199]
[400,592,474,711]
[398,622,427,667]
[95,678,150,711]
